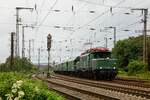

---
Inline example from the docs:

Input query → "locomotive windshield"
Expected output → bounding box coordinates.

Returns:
[93,52,111,58]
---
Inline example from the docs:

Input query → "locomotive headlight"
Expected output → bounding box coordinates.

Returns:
[106,57,110,60]
[100,67,102,69]
[113,67,116,69]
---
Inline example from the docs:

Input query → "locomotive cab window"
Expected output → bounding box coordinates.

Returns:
[93,52,111,58]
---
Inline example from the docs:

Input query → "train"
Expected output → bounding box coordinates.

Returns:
[54,47,118,80]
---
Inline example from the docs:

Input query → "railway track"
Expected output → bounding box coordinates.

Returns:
[52,74,150,99]
[35,76,81,100]
[114,77,150,88]
[36,74,149,100]
[36,76,119,100]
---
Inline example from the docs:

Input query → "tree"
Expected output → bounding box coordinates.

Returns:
[112,35,150,71]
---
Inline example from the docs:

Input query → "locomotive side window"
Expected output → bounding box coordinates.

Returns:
[93,52,111,58]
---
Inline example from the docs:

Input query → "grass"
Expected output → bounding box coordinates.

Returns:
[117,70,150,82]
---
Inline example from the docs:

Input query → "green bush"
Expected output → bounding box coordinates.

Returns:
[0,72,24,99]
[127,60,145,75]
[0,72,64,100]
[0,57,38,73]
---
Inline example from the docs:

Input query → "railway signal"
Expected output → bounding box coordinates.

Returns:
[47,34,52,51]
[47,33,52,77]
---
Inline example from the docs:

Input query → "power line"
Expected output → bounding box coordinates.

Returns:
[19,0,149,63]
[35,0,48,24]
[62,0,126,42]
[38,0,58,27]
[87,0,147,34]
[76,0,145,9]
[76,0,114,8]
[70,0,126,33]
[112,14,143,29]
[117,20,142,31]
[65,3,87,26]
[78,0,147,32]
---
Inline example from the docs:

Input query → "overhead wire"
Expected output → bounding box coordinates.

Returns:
[38,0,58,27]
[34,0,144,35]
[63,0,126,41]
[65,2,87,27]
[82,2,146,59]
[32,0,148,61]
[76,0,118,8]
[104,0,146,31]
[66,0,127,45]
[76,0,131,9]
[76,0,147,9]
[70,0,126,33]
[112,0,147,35]
[36,0,48,24]
[33,0,58,38]
[74,0,146,32]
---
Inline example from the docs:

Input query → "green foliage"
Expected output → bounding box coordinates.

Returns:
[127,60,145,75]
[0,72,26,99]
[0,57,37,72]
[22,80,64,100]
[112,35,150,70]
[0,72,64,100]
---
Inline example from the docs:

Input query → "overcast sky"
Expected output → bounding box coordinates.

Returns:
[0,0,150,64]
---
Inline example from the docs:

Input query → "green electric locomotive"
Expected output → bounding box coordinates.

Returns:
[54,47,118,80]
